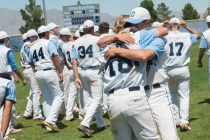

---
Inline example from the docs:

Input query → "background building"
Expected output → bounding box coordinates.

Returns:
[63,1,100,30]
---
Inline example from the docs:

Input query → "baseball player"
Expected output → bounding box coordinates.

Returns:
[0,31,27,139]
[72,20,106,137]
[20,30,43,120]
[198,15,210,84]
[28,26,64,132]
[96,8,168,140]
[163,17,201,131]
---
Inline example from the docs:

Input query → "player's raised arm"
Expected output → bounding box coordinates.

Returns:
[181,21,201,39]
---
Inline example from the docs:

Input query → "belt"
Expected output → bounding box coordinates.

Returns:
[109,86,141,94]
[35,68,54,72]
[144,83,161,90]
[0,73,11,80]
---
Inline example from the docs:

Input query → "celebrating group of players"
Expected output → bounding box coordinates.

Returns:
[1,6,210,140]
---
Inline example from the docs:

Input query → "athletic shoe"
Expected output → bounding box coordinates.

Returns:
[33,116,45,120]
[79,111,86,118]
[43,121,60,132]
[4,137,16,140]
[23,114,33,119]
[176,121,180,127]
[77,125,92,137]
[9,128,22,134]
[65,115,74,121]
[180,123,191,131]
[98,125,108,131]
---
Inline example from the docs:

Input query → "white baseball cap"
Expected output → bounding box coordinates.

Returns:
[126,7,151,24]
[94,25,99,32]
[27,29,38,37]
[79,25,84,32]
[60,28,71,35]
[38,26,50,34]
[83,20,94,29]
[169,17,180,24]
[47,23,58,30]
[152,22,161,28]
[22,33,28,40]
[74,30,80,38]
[0,31,9,40]
[206,15,210,22]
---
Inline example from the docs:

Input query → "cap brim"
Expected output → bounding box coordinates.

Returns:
[126,18,144,24]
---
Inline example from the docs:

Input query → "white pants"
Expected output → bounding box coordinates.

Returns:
[145,82,178,140]
[167,66,190,124]
[35,70,64,124]
[23,68,42,118]
[80,67,105,128]
[108,87,160,140]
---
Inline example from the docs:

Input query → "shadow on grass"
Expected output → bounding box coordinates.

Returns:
[197,98,210,104]
[189,117,199,122]
[90,124,110,135]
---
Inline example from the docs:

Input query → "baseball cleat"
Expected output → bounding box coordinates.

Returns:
[77,125,92,137]
[180,123,191,131]
[9,128,22,134]
[176,121,180,127]
[43,121,60,132]
[65,115,75,121]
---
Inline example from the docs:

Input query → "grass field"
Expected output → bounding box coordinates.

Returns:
[10,41,210,140]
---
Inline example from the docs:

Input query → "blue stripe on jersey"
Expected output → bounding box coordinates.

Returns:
[7,50,18,72]
[139,29,157,48]
[48,41,58,57]
[5,81,16,103]
[199,36,208,49]
[190,34,197,45]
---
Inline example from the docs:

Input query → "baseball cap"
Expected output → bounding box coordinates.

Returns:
[38,26,50,34]
[60,28,71,35]
[152,22,161,28]
[169,17,180,24]
[79,25,84,32]
[27,29,38,37]
[83,20,94,29]
[206,15,210,22]
[94,25,99,32]
[0,31,9,40]
[47,23,58,30]
[126,7,151,24]
[22,33,28,40]
[74,30,80,38]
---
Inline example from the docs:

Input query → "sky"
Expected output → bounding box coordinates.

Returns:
[0,0,209,16]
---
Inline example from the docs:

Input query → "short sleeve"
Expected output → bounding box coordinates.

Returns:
[71,47,78,59]
[199,36,208,49]
[7,51,18,72]
[48,41,58,57]
[190,34,197,45]
[138,29,157,48]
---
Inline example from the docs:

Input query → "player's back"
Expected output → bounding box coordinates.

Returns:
[74,34,100,67]
[164,31,192,67]
[20,41,31,68]
[30,39,55,71]
[0,45,11,73]
[203,28,210,55]
[62,42,75,68]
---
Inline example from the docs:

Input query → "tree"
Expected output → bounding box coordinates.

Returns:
[203,7,210,19]
[157,2,171,22]
[140,0,158,22]
[182,3,200,20]
[19,0,44,34]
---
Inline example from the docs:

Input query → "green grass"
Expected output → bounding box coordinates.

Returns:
[11,41,210,140]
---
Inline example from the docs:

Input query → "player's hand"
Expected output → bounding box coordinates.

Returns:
[22,79,27,86]
[59,73,63,82]
[181,21,187,28]
[116,33,135,45]
[104,46,118,59]
[75,78,82,89]
[198,61,203,68]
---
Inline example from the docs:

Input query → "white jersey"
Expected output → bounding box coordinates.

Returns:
[20,41,31,69]
[0,46,12,73]
[74,34,101,67]
[164,31,193,67]
[57,39,65,64]
[62,42,75,68]
[30,39,55,71]
[98,43,147,93]
[203,29,210,55]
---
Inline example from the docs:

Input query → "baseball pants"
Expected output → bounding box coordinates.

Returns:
[145,82,178,140]
[108,87,160,140]
[35,70,64,124]
[167,66,190,124]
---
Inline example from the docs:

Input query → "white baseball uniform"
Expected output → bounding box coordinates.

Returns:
[20,41,43,119]
[164,31,197,124]
[29,39,64,124]
[98,29,165,140]
[74,34,105,128]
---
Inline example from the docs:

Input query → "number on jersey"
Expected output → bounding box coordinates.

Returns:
[108,57,140,77]
[66,51,71,62]
[169,42,183,56]
[33,47,45,61]
[78,45,93,59]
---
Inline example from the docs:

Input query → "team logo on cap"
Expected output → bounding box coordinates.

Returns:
[131,11,135,17]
